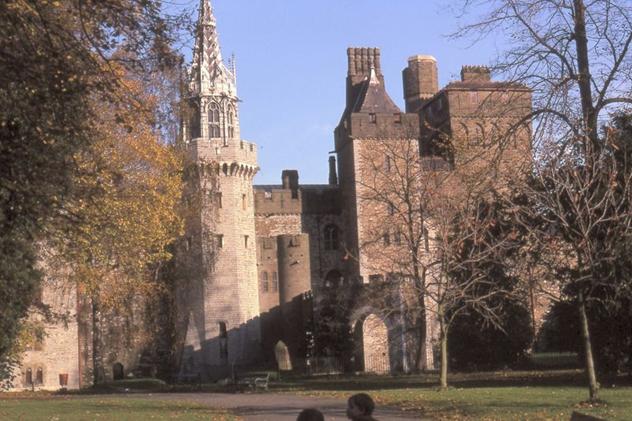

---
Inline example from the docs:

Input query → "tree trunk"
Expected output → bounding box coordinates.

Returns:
[415,299,428,371]
[578,291,599,401]
[91,294,105,385]
[414,265,428,371]
[439,308,448,390]
[572,0,598,149]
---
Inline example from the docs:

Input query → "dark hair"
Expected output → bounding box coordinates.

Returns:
[297,408,325,421]
[348,393,375,415]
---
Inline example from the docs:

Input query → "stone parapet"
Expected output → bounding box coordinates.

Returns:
[188,138,258,168]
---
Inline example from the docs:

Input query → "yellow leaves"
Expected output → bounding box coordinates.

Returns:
[56,68,184,308]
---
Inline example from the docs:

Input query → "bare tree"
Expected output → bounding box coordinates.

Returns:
[355,132,522,388]
[454,0,632,401]
[353,135,429,371]
[426,187,522,389]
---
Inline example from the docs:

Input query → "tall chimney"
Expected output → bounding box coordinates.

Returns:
[403,55,438,113]
[281,169,299,198]
[328,156,338,185]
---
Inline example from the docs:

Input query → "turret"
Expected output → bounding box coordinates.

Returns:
[403,55,438,113]
[178,0,260,381]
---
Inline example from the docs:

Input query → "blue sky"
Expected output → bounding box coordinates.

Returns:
[172,0,503,184]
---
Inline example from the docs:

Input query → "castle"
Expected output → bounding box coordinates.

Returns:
[11,0,533,389]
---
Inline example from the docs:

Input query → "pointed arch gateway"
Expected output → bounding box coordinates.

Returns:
[352,313,390,374]
[274,340,292,371]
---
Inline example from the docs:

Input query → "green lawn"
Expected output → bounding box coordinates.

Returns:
[277,370,632,420]
[0,396,238,421]
[364,386,630,420]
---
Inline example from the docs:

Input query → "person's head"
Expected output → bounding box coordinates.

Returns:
[297,408,325,421]
[346,393,375,420]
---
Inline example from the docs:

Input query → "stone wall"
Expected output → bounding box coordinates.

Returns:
[12,280,80,391]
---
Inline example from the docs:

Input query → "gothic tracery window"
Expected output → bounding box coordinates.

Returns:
[208,102,221,138]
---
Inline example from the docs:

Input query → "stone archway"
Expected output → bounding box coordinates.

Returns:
[361,314,390,374]
[274,340,292,371]
[112,362,124,380]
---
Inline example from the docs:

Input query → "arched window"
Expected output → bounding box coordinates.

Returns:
[25,368,33,385]
[459,122,469,145]
[324,225,339,250]
[36,367,43,384]
[208,102,221,138]
[472,123,485,145]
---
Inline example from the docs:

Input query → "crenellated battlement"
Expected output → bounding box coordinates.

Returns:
[188,137,258,177]
[254,187,302,215]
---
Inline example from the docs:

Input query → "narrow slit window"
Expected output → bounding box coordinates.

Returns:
[324,225,340,250]
[262,271,269,292]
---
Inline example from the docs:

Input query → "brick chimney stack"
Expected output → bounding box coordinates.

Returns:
[460,65,491,82]
[281,169,299,198]
[346,47,385,108]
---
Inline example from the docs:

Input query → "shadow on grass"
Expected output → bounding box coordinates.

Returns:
[46,369,632,397]
[269,370,632,393]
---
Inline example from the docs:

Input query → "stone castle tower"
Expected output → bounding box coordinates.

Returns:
[178,0,261,380]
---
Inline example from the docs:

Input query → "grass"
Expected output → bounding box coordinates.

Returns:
[0,395,238,420]
[3,367,631,420]
[353,386,630,420]
[273,369,632,420]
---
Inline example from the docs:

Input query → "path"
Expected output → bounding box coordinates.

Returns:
[139,392,426,420]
